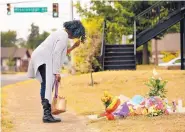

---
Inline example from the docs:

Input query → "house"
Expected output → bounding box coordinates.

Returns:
[151,33,180,63]
[1,47,32,72]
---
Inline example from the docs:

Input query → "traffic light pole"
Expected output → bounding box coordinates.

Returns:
[70,0,73,20]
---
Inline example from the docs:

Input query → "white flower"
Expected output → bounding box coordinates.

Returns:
[153,68,158,76]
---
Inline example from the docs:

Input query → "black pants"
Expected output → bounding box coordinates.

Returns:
[38,64,46,100]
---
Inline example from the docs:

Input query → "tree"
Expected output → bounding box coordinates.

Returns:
[1,30,17,47]
[27,23,40,49]
[16,38,26,48]
[75,1,156,44]
[76,1,180,65]
[37,31,50,44]
[75,1,153,65]
[76,1,134,44]
[26,23,49,49]
[72,17,102,73]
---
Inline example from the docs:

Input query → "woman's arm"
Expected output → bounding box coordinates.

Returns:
[67,40,81,54]
[52,40,65,73]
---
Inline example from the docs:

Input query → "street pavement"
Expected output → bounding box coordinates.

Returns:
[1,73,28,87]
[1,73,67,87]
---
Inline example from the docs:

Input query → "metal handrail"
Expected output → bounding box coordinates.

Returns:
[135,1,185,37]
[136,1,162,19]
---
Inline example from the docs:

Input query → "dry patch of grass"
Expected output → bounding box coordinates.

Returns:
[60,69,185,132]
[1,90,13,132]
[89,114,185,132]
[1,80,37,132]
[137,65,167,70]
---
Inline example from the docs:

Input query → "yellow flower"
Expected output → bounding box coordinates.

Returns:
[104,91,109,97]
[105,96,110,102]
[108,96,112,101]
[101,97,106,102]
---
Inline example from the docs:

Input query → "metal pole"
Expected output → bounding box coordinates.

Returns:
[69,0,74,71]
[134,20,136,56]
[180,15,185,70]
[155,39,158,65]
[70,0,73,20]
[184,15,185,70]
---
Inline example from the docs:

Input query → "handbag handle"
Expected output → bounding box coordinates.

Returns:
[54,80,59,98]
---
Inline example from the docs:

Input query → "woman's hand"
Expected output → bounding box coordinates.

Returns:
[55,74,61,82]
[67,49,72,54]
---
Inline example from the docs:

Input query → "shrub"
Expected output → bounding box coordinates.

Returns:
[145,69,168,98]
[161,51,179,62]
[72,17,103,73]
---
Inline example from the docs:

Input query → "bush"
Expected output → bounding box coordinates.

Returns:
[145,69,168,98]
[145,77,168,98]
[7,58,15,71]
[161,51,179,62]
[73,37,101,73]
[72,17,103,73]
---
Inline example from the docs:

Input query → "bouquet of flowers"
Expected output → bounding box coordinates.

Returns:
[99,91,121,120]
[101,91,113,108]
[144,96,169,117]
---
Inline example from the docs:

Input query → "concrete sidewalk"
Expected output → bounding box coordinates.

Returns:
[2,80,98,132]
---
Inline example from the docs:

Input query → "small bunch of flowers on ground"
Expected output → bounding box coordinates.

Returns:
[101,91,113,108]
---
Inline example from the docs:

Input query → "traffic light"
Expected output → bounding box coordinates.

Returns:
[52,3,59,18]
[7,3,11,15]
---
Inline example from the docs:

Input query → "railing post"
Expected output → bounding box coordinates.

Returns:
[134,20,136,56]
[180,14,185,70]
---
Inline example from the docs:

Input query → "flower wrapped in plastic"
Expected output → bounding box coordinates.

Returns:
[99,91,129,120]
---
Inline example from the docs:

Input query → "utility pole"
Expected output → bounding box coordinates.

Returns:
[69,0,75,74]
[70,0,73,20]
